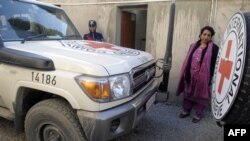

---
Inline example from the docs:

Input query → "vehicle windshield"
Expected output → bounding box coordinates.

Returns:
[0,0,82,41]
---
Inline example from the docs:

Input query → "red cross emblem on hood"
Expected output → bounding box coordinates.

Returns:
[86,41,121,51]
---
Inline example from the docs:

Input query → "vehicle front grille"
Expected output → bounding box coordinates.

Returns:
[132,63,156,93]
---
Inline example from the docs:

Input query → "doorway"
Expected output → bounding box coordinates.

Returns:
[121,11,136,49]
[117,5,148,51]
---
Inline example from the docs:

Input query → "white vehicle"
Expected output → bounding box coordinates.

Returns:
[0,0,158,141]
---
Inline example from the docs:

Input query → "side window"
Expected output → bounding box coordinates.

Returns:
[0,15,14,39]
[0,15,7,31]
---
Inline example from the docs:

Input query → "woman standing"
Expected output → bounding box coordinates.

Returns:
[176,26,219,123]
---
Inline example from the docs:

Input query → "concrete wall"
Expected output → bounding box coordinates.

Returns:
[39,0,250,103]
[169,0,211,102]
[61,1,117,43]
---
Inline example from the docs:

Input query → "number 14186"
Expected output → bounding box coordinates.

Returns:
[31,72,57,85]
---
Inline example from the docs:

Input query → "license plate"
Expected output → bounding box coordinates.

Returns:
[146,94,155,111]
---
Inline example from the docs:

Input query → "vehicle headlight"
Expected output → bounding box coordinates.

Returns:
[109,74,131,100]
[76,74,131,102]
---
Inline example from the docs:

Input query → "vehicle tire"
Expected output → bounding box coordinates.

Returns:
[212,12,250,124]
[25,98,86,141]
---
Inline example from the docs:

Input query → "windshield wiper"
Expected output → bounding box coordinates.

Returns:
[21,33,48,44]
[62,34,82,40]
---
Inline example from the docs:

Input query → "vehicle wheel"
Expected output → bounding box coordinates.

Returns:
[212,12,250,124]
[25,98,86,141]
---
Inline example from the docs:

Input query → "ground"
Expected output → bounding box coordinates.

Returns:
[0,102,223,141]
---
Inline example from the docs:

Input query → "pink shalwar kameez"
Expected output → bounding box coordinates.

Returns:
[176,41,215,118]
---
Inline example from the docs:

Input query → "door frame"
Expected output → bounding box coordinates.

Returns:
[116,5,148,50]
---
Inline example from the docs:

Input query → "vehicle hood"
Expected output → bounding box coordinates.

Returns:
[5,40,154,75]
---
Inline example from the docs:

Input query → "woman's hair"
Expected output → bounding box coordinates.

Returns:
[199,26,215,38]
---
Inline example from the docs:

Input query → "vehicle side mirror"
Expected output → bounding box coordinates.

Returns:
[0,35,3,47]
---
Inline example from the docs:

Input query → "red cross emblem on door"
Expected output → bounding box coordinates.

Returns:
[218,40,234,94]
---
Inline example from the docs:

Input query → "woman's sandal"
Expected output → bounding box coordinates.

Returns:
[192,116,201,123]
[179,112,190,118]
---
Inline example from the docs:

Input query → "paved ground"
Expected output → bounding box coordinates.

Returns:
[0,102,223,141]
[112,102,223,141]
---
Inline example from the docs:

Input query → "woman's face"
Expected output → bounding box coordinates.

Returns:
[200,29,212,43]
